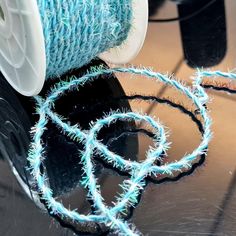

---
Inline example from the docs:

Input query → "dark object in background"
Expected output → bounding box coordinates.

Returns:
[171,0,198,4]
[178,0,227,67]
[149,0,166,17]
[149,0,226,68]
[0,59,138,235]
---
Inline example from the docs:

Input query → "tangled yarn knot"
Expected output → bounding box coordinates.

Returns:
[27,67,235,235]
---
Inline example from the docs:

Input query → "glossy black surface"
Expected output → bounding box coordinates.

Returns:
[0,60,138,235]
[0,1,236,235]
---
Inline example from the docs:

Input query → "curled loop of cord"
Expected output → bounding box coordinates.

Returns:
[28,67,214,235]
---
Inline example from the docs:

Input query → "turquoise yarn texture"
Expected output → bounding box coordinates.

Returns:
[23,1,234,235]
[36,0,132,78]
[2,0,235,234]
[28,67,219,235]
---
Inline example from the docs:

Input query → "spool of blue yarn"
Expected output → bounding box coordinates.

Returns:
[37,0,132,78]
[0,0,148,96]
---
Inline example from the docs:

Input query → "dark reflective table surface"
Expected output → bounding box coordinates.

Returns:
[0,1,236,235]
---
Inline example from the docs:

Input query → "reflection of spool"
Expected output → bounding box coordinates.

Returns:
[0,0,148,96]
[0,71,35,202]
[0,59,138,234]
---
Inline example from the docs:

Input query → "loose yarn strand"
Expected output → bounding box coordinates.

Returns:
[27,67,233,235]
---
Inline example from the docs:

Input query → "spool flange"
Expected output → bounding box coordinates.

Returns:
[100,0,149,64]
[0,0,46,96]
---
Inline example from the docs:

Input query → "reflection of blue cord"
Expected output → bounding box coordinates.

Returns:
[28,67,216,235]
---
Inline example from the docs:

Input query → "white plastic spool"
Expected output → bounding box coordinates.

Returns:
[0,0,148,96]
[100,0,149,65]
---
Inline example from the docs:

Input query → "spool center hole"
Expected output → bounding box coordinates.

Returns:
[0,5,5,22]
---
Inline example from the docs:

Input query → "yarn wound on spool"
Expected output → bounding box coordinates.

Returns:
[37,0,132,78]
[0,0,148,95]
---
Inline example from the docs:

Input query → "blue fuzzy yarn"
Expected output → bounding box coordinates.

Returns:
[27,1,235,234]
[36,0,132,78]
[27,67,219,235]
